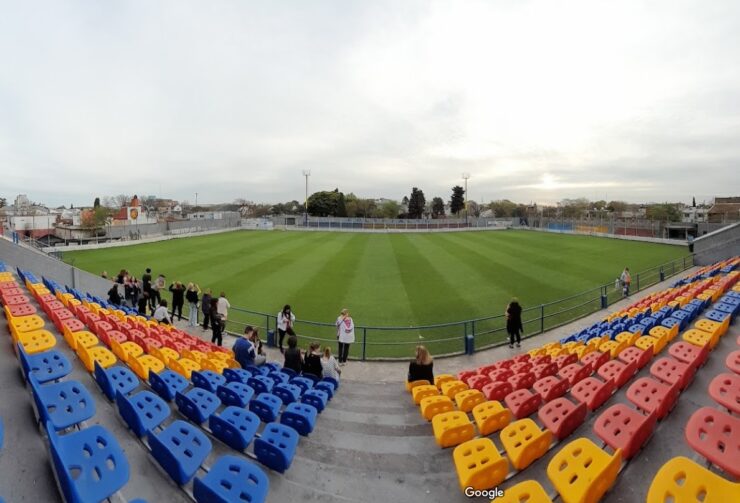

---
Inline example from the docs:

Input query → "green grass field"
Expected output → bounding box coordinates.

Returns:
[63,230,690,358]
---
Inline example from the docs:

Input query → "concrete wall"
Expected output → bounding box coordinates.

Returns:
[524,226,688,246]
[692,222,740,265]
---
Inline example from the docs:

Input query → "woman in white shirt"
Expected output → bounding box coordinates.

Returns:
[217,292,231,325]
[335,308,355,365]
[277,304,295,354]
[321,346,341,381]
[153,299,171,325]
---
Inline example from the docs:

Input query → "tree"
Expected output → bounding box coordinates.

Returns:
[376,200,401,219]
[336,192,347,217]
[646,203,681,222]
[81,206,111,230]
[450,186,465,215]
[607,200,628,214]
[307,189,346,217]
[0,197,6,208]
[692,196,696,208]
[407,187,426,219]
[431,197,445,218]
[488,199,517,218]
[468,200,481,218]
[114,194,130,207]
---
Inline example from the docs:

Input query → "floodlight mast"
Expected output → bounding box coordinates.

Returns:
[302,170,311,226]
[462,172,471,226]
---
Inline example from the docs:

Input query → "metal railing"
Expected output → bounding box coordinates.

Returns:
[199,254,695,360]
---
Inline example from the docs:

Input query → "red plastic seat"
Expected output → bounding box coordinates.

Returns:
[458,370,477,385]
[685,407,740,478]
[532,362,558,380]
[7,303,36,317]
[531,355,551,366]
[504,389,542,419]
[481,381,513,402]
[597,359,638,389]
[726,350,740,375]
[60,318,85,334]
[510,362,533,374]
[558,362,592,387]
[581,350,610,371]
[594,403,657,459]
[617,346,653,370]
[476,364,498,376]
[626,377,680,420]
[467,375,492,391]
[538,397,587,440]
[708,373,740,414]
[668,341,709,370]
[570,377,615,411]
[496,359,514,369]
[554,353,577,369]
[649,357,696,390]
[488,368,514,382]
[508,372,536,391]
[512,354,531,363]
[533,375,569,402]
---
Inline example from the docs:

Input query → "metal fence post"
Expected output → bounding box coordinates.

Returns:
[362,328,367,361]
[682,256,686,270]
[636,274,640,292]
[540,304,545,334]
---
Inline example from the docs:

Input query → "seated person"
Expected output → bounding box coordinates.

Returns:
[153,299,171,324]
[302,342,322,378]
[321,346,341,381]
[234,326,266,368]
[283,335,303,374]
[108,283,121,306]
[408,345,434,383]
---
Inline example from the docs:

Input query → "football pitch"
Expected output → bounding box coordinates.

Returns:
[63,229,690,358]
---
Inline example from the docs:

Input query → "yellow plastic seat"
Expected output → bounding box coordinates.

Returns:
[69,331,100,351]
[77,345,117,372]
[455,389,486,413]
[682,328,717,349]
[615,331,639,346]
[548,347,568,358]
[406,379,431,392]
[432,411,475,448]
[224,358,241,369]
[646,456,739,503]
[150,346,180,366]
[528,347,547,357]
[201,358,229,374]
[8,314,45,341]
[498,480,553,503]
[650,324,678,342]
[0,272,14,281]
[170,357,200,380]
[472,400,512,436]
[586,338,603,351]
[640,332,668,353]
[574,345,595,359]
[17,329,57,354]
[420,395,455,421]
[599,340,627,359]
[441,380,469,399]
[208,351,231,361]
[563,341,580,353]
[453,438,509,491]
[129,354,166,380]
[500,418,553,470]
[68,298,81,307]
[434,374,456,390]
[110,339,144,363]
[412,384,440,405]
[543,342,561,350]
[183,349,208,364]
[546,437,621,503]
[695,318,728,338]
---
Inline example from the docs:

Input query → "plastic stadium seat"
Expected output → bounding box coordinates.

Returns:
[216,381,255,408]
[509,372,536,391]
[682,328,718,349]
[685,407,740,478]
[149,420,212,484]
[457,370,477,385]
[554,354,578,369]
[471,400,512,436]
[301,389,329,413]
[290,376,314,394]
[16,329,57,354]
[570,377,615,411]
[432,411,475,448]
[17,345,71,383]
[597,359,637,389]
[47,422,130,503]
[531,355,552,366]
[315,381,335,399]
[420,395,455,421]
[280,402,318,436]
[176,388,221,424]
[406,379,430,392]
[254,422,299,472]
[532,362,559,380]
[222,368,252,384]
[547,437,621,503]
[646,456,739,503]
[210,406,261,450]
[594,403,657,460]
[116,390,170,437]
[488,368,514,382]
[6,303,36,317]
[476,363,499,376]
[538,397,587,440]
[250,393,283,423]
[510,361,533,374]
[321,376,339,391]
[169,357,201,380]
[248,375,275,395]
[695,318,727,339]
[434,374,456,389]
[708,373,740,414]
[412,384,439,405]
[626,377,680,420]
[500,418,553,470]
[442,380,469,398]
[727,350,740,375]
[453,438,509,491]
[581,351,610,371]
[193,455,269,503]
[615,331,639,346]
[649,357,696,390]
[455,389,486,413]
[93,363,138,401]
[558,363,592,387]
[497,480,553,503]
[668,341,709,370]
[467,374,491,391]
[149,369,188,401]
[129,354,165,381]
[273,383,302,405]
[617,345,653,370]
[482,381,513,402]
[533,375,569,403]
[30,376,95,430]
[191,370,227,393]
[504,389,542,420]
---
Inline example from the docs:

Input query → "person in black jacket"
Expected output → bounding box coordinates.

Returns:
[302,342,322,378]
[210,297,223,346]
[201,289,213,331]
[169,281,185,321]
[107,283,122,306]
[506,298,524,348]
[283,335,303,374]
[185,283,200,327]
[408,345,434,383]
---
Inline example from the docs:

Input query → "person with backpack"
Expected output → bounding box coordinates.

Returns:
[185,283,201,327]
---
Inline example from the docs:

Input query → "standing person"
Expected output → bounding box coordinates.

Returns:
[335,308,355,365]
[276,305,295,353]
[302,342,322,378]
[169,281,186,321]
[116,269,127,284]
[321,347,341,381]
[153,299,171,324]
[217,292,231,333]
[142,268,153,307]
[506,298,524,348]
[152,273,166,310]
[408,345,434,383]
[283,335,303,374]
[620,267,632,297]
[137,291,149,316]
[124,277,134,308]
[211,298,224,346]
[185,283,201,327]
[201,289,213,331]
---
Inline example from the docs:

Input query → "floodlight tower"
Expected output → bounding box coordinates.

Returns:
[302,169,311,226]
[462,172,471,226]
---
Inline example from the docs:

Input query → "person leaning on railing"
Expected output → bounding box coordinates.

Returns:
[408,345,434,383]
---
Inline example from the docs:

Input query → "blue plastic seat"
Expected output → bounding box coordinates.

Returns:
[148,420,211,485]
[315,381,335,399]
[30,376,96,430]
[279,367,297,378]
[175,388,221,424]
[670,310,690,330]
[191,370,226,393]
[705,308,731,323]
[661,316,682,331]
[18,345,71,383]
[209,406,260,451]
[290,376,314,393]
[715,301,739,317]
[321,376,339,391]
[149,369,188,401]
[216,381,254,408]
[247,375,274,395]
[627,324,644,335]
[47,421,130,503]
[193,455,269,503]
[273,383,302,405]
[301,389,328,413]
[264,362,282,373]
[222,368,252,384]
[249,393,282,423]
[267,371,289,385]
[94,363,139,401]
[254,422,299,472]
[300,373,320,385]
[116,390,170,437]
[245,364,269,376]
[280,402,317,436]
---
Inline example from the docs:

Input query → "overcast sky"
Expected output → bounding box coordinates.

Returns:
[1,0,738,208]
